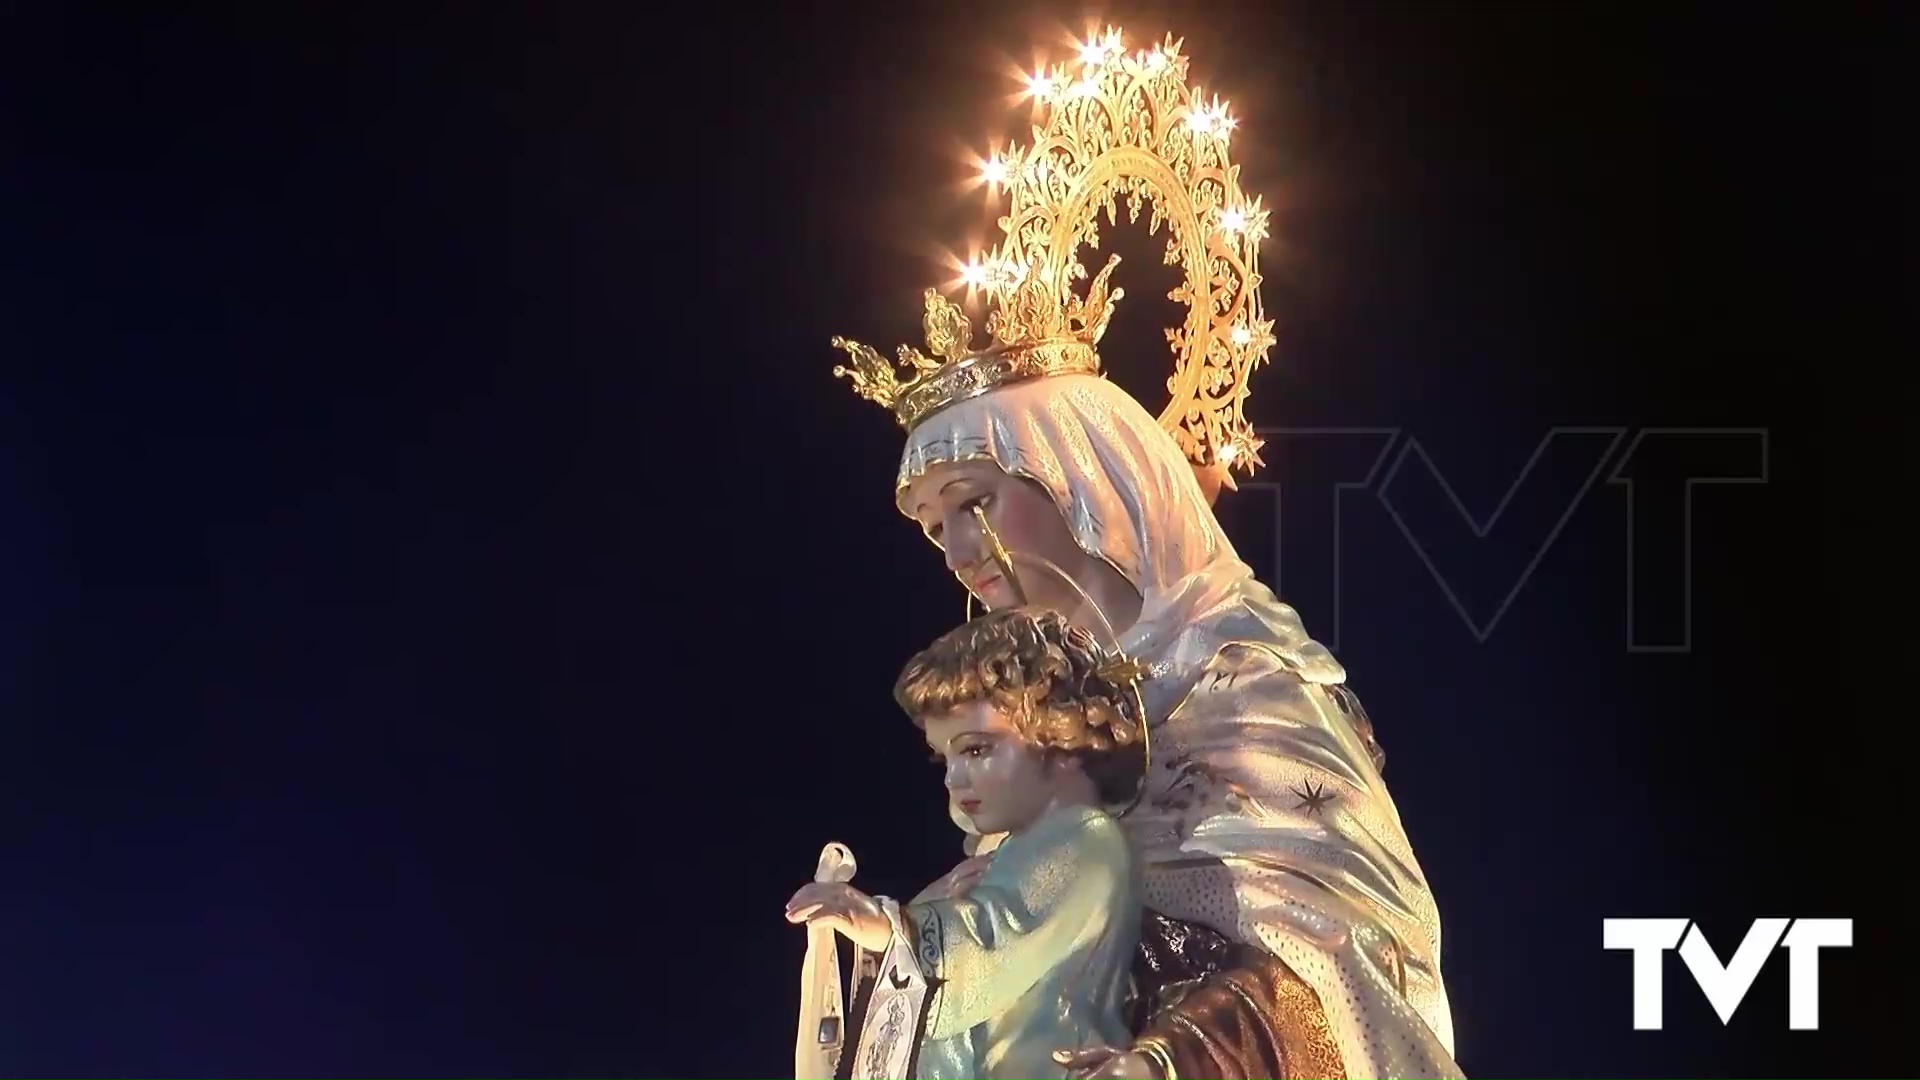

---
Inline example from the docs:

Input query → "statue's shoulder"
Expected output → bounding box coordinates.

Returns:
[1193,588,1347,684]
[1176,641,1314,718]
[1161,614,1387,774]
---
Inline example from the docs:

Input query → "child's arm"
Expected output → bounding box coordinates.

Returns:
[906,810,1130,1040]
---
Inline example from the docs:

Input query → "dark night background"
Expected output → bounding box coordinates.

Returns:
[0,2,1901,1077]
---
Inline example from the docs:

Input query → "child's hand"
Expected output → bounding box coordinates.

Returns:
[785,882,892,951]
[911,853,994,904]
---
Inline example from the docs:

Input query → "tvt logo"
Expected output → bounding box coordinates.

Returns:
[1237,427,1768,651]
[1604,918,1852,1030]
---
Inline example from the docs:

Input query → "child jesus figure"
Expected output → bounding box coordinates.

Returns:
[786,607,1148,1079]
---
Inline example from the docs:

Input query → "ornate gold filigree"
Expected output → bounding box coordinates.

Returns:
[832,27,1275,487]
[1097,653,1152,689]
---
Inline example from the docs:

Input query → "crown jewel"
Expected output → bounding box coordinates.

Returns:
[832,28,1275,486]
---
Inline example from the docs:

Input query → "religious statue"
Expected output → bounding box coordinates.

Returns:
[787,607,1151,1080]
[824,26,1462,1080]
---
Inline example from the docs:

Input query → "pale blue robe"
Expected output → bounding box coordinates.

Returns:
[905,803,1140,1080]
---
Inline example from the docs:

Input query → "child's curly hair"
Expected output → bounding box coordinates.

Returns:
[894,607,1146,805]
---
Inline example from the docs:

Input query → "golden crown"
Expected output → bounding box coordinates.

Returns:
[832,28,1275,487]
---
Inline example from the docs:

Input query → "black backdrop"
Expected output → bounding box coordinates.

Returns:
[0,2,1900,1077]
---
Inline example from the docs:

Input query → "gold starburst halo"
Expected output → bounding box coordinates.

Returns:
[831,27,1276,491]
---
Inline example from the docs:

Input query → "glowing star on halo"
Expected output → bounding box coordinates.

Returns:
[1232,317,1277,358]
[1021,63,1073,104]
[1244,204,1272,243]
[1184,93,1236,139]
[830,24,1279,494]
[1218,426,1266,470]
[1077,27,1124,68]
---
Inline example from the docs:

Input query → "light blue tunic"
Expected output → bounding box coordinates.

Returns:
[905,803,1141,1080]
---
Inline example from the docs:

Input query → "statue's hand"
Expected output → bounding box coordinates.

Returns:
[785,881,891,951]
[1053,1046,1159,1079]
[910,853,993,904]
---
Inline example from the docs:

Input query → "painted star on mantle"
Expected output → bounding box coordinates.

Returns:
[1290,778,1335,816]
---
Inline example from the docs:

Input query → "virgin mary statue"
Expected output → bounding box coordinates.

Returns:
[826,28,1462,1080]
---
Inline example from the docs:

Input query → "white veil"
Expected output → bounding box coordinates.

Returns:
[896,373,1347,693]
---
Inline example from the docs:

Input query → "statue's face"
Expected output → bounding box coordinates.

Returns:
[904,460,1089,612]
[924,700,1067,836]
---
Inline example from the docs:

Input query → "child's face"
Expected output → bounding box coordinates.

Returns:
[924,700,1062,836]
